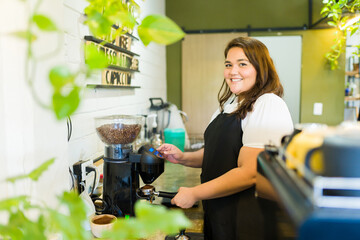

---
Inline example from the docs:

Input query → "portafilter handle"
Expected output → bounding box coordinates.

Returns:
[155,191,177,199]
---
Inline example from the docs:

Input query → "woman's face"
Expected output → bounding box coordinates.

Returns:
[224,47,257,95]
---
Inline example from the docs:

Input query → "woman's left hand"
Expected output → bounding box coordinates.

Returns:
[171,187,197,208]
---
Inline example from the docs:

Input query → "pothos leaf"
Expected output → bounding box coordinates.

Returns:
[327,21,338,27]
[138,14,185,46]
[351,27,358,36]
[320,6,330,15]
[134,201,191,234]
[84,8,113,38]
[47,192,90,240]
[5,159,55,183]
[8,211,47,240]
[84,44,109,70]
[114,10,136,30]
[58,191,88,220]
[102,217,146,240]
[0,196,28,210]
[102,201,191,240]
[0,221,24,240]
[28,158,55,181]
[32,14,57,32]
[52,87,81,120]
[9,31,37,42]
[49,66,75,89]
[5,175,28,183]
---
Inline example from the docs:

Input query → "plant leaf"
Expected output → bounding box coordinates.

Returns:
[84,8,113,38]
[114,10,136,30]
[327,21,337,27]
[103,201,191,239]
[350,27,358,36]
[103,218,146,240]
[5,159,55,183]
[0,196,28,210]
[52,87,81,120]
[28,158,55,181]
[84,44,109,70]
[320,6,330,15]
[5,174,28,183]
[138,15,185,46]
[9,31,37,42]
[8,211,47,240]
[47,192,90,240]
[32,14,57,31]
[49,66,81,119]
[49,66,74,89]
[0,221,24,240]
[134,201,191,234]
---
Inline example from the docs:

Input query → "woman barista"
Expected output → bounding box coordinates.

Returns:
[157,37,293,240]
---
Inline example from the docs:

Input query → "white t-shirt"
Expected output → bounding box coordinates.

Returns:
[209,93,294,148]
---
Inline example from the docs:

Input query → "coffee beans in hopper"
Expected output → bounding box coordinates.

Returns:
[96,123,141,145]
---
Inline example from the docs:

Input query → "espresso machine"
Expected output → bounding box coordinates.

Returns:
[95,115,176,217]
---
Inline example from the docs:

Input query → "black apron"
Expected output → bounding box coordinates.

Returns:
[201,112,264,240]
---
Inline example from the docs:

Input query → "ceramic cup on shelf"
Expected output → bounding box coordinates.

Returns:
[305,131,360,178]
[90,214,116,238]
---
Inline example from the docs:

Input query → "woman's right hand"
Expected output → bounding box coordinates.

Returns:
[157,144,184,164]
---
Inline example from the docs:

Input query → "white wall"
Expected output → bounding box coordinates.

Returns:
[0,0,167,214]
[66,0,167,164]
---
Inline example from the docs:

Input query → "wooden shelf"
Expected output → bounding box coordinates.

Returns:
[345,96,360,101]
[346,71,360,77]
[86,84,140,89]
[107,65,139,72]
[84,36,139,56]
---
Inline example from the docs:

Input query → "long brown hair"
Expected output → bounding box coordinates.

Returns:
[218,37,283,119]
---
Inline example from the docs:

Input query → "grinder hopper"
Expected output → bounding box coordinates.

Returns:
[95,115,143,159]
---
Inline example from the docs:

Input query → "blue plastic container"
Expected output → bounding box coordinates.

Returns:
[164,128,185,151]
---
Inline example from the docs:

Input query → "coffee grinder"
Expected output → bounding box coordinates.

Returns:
[95,115,176,217]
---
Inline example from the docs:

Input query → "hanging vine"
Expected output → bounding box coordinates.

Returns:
[321,0,360,70]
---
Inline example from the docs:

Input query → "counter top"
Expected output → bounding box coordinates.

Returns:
[142,161,204,240]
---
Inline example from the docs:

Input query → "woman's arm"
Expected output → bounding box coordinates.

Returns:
[171,146,264,208]
[256,173,279,202]
[157,144,204,168]
[181,148,204,168]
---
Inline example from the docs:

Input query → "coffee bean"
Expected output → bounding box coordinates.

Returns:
[96,123,141,145]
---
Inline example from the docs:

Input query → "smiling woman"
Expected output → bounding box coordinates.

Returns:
[157,36,294,240]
